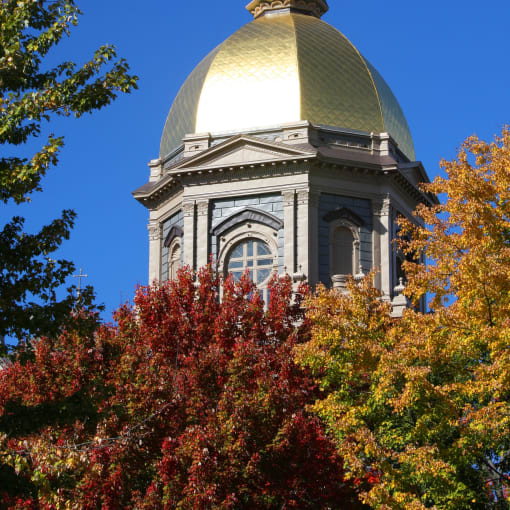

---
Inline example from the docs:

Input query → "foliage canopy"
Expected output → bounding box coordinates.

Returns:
[297,128,510,509]
[0,270,363,509]
[0,0,138,342]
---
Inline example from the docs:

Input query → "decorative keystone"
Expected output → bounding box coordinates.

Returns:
[246,0,329,19]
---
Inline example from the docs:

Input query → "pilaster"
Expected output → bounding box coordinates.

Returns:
[148,221,163,283]
[372,195,392,298]
[297,189,320,287]
[282,190,296,275]
[182,201,196,269]
[196,200,210,269]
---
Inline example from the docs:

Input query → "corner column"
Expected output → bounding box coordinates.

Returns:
[283,190,296,275]
[182,201,196,269]
[148,221,163,284]
[372,195,392,299]
[196,200,210,269]
[297,189,320,287]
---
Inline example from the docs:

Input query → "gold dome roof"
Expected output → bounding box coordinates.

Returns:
[160,6,415,161]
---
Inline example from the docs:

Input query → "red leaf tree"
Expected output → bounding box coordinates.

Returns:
[0,267,362,509]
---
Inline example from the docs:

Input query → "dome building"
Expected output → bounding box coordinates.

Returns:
[134,0,435,311]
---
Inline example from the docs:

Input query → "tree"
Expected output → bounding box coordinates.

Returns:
[0,0,138,343]
[297,128,510,509]
[0,268,363,509]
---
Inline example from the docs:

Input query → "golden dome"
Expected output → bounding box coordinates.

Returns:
[160,4,415,161]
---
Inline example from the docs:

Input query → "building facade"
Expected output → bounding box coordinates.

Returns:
[134,0,435,312]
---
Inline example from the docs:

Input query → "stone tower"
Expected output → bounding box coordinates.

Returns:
[133,0,435,310]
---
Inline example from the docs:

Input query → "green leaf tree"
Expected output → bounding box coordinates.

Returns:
[0,0,138,344]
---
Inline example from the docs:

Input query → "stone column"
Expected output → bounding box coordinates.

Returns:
[196,200,210,269]
[297,189,319,287]
[182,201,196,269]
[148,221,163,283]
[372,195,392,299]
[282,190,296,275]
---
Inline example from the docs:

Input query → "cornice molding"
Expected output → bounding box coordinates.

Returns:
[134,136,435,209]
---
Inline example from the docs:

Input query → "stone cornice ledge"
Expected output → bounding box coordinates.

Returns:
[170,154,314,177]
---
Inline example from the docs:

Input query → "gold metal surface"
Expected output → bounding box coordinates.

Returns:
[196,15,300,136]
[159,47,220,159]
[364,59,415,161]
[294,15,384,137]
[160,11,415,161]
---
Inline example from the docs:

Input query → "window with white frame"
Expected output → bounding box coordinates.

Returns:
[225,238,274,302]
[214,207,283,303]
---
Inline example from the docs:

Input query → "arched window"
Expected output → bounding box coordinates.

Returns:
[215,207,282,304]
[325,212,361,290]
[169,240,182,280]
[329,217,361,289]
[331,226,355,275]
[225,238,275,302]
[163,224,184,281]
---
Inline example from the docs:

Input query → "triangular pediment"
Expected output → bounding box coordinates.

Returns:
[173,135,316,171]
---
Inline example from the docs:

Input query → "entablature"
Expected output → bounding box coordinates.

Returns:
[134,129,436,210]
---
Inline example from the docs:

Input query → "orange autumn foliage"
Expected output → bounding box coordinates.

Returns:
[298,128,510,509]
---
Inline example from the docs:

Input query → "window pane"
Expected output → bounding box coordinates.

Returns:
[226,239,274,291]
[256,242,271,256]
[231,271,243,281]
[231,244,244,258]
[256,268,271,284]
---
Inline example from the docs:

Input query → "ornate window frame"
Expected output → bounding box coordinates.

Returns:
[212,207,283,238]
[163,224,184,281]
[217,223,279,278]
[324,208,363,288]
[164,225,184,248]
[214,207,281,282]
[168,237,182,281]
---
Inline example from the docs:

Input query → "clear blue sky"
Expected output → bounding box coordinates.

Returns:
[5,0,510,326]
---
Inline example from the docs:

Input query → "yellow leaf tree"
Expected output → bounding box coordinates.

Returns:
[297,128,510,509]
